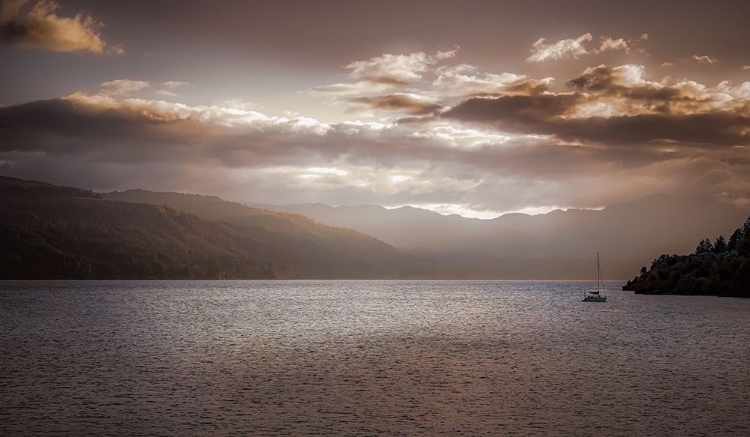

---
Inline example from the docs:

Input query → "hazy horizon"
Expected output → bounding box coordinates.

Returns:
[100,184,695,219]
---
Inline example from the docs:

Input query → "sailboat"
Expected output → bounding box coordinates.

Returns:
[582,252,607,302]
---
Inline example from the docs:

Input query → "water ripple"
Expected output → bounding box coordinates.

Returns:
[1,280,749,436]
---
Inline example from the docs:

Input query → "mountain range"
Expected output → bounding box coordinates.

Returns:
[0,176,429,279]
[2,174,747,280]
[258,195,748,279]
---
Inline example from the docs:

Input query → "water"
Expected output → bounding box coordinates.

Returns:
[1,280,749,436]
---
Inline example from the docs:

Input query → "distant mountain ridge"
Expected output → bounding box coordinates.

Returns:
[0,176,431,279]
[258,195,748,279]
[254,203,549,257]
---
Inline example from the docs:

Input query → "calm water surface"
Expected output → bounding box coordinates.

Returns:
[1,280,749,436]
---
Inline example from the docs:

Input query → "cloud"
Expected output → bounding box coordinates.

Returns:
[664,55,720,66]
[348,93,444,115]
[99,80,151,96]
[162,81,191,89]
[0,0,27,22]
[432,64,553,96]
[0,97,574,209]
[312,53,554,106]
[443,93,582,133]
[527,33,593,62]
[2,63,749,213]
[692,55,718,64]
[596,38,630,54]
[443,64,750,149]
[308,47,463,101]
[109,43,124,55]
[0,93,583,177]
[155,81,191,97]
[527,33,640,63]
[307,81,395,96]
[344,47,459,85]
[97,79,192,97]
[565,64,651,94]
[0,0,120,54]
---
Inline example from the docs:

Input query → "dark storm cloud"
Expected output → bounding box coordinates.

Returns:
[349,94,444,115]
[447,98,750,147]
[0,96,377,167]
[721,157,750,167]
[552,113,750,148]
[0,98,195,153]
[444,65,750,148]
[564,64,700,110]
[0,92,726,178]
[0,94,607,173]
[496,79,552,96]
[444,94,582,131]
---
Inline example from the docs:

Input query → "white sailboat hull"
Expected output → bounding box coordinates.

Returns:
[582,296,607,302]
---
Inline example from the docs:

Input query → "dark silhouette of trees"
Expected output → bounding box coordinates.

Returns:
[623,215,750,297]
[713,236,727,253]
[728,228,743,252]
[738,217,750,256]
[695,238,714,254]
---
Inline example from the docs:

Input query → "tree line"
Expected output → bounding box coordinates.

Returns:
[623,216,750,296]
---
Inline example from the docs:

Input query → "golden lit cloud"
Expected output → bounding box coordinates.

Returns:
[0,0,120,54]
[527,33,593,62]
[527,33,643,63]
[97,79,192,97]
[596,37,630,54]
[344,48,459,84]
[99,80,150,96]
[446,63,750,153]
[432,64,552,96]
[692,54,718,64]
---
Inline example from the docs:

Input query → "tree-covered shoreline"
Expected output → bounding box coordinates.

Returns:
[623,216,750,297]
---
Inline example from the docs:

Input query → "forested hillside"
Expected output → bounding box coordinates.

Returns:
[0,177,430,279]
[622,216,750,297]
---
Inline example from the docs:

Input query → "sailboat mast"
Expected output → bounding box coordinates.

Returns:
[596,252,602,291]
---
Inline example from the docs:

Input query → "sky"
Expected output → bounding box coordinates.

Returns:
[1,0,749,218]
